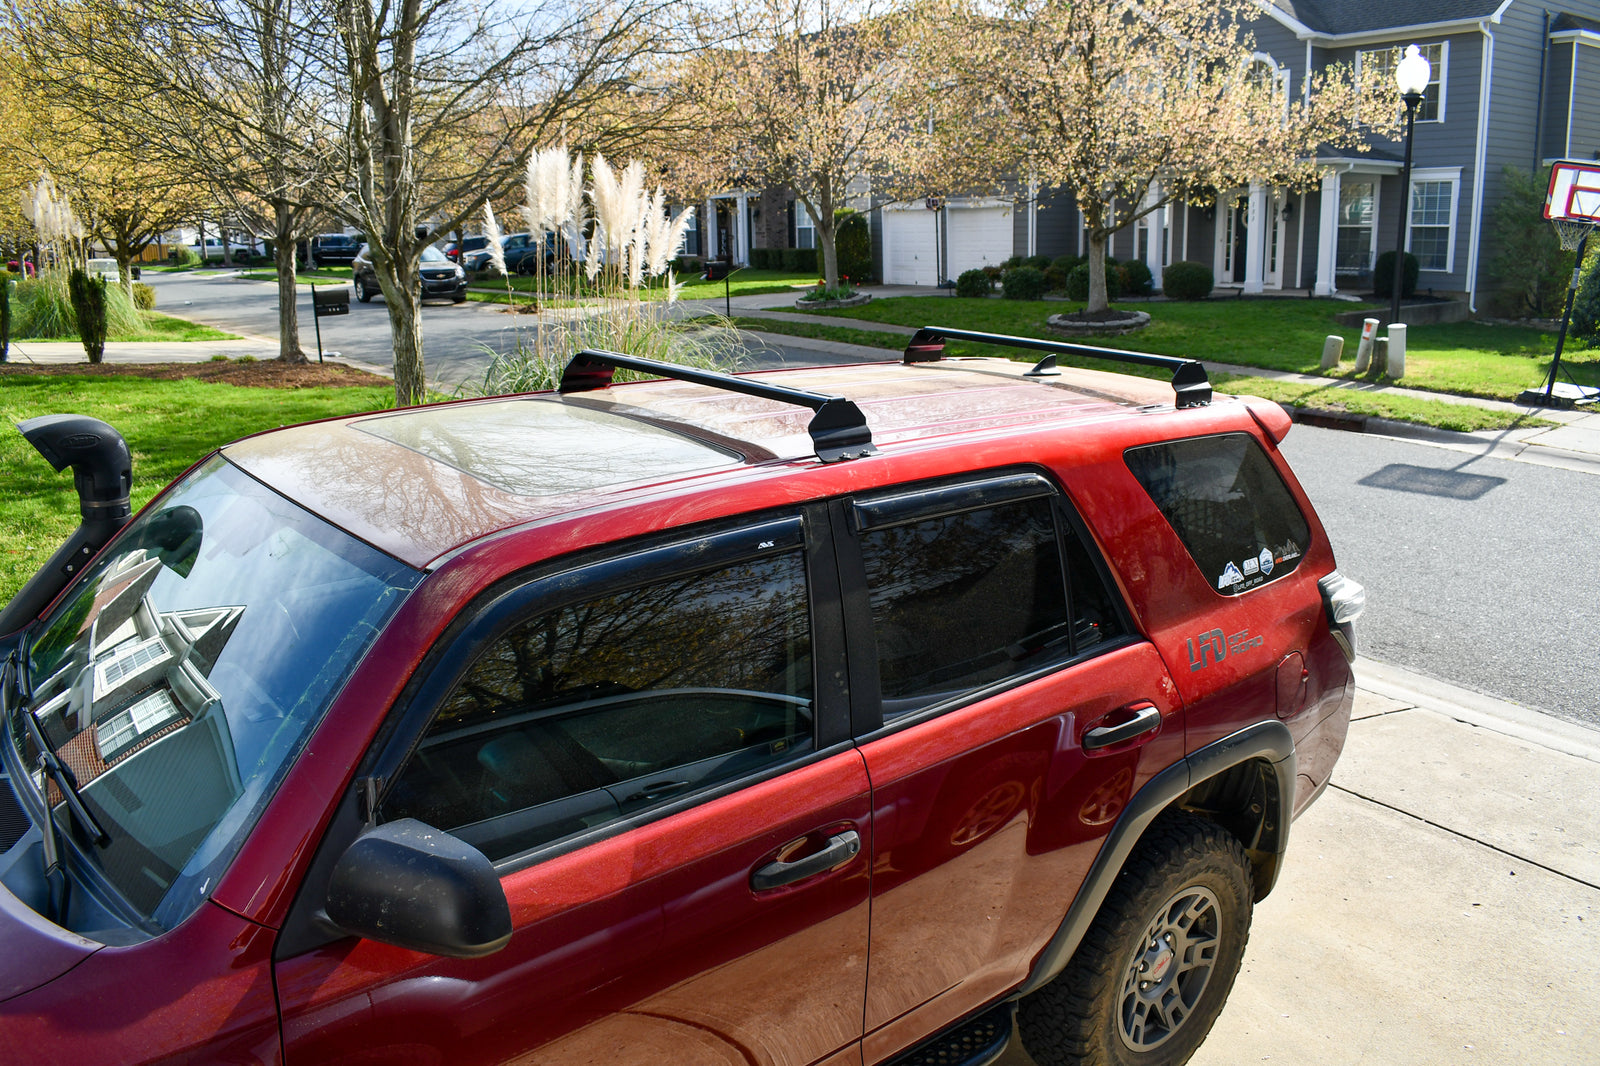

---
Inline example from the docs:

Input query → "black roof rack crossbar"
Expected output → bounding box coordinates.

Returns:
[903,326,1212,409]
[559,348,876,463]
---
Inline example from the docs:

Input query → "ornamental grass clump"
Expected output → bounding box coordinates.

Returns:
[468,146,735,398]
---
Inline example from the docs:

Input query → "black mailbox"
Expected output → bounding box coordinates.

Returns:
[701,260,734,281]
[314,286,350,317]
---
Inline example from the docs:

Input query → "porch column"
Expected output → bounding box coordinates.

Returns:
[1314,171,1339,296]
[705,198,719,261]
[1242,182,1266,294]
[735,191,750,265]
[1144,200,1165,290]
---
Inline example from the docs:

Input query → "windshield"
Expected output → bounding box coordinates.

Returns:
[12,457,418,928]
[421,245,448,263]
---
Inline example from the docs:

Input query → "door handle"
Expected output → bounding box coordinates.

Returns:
[751,830,861,891]
[1083,703,1161,751]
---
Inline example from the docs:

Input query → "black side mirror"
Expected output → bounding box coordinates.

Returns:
[325,819,512,958]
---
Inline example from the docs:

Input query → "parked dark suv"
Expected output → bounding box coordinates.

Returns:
[308,232,362,268]
[0,329,1362,1065]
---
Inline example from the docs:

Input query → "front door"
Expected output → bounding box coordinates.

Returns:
[275,514,870,1066]
[1224,196,1249,284]
[1265,194,1287,290]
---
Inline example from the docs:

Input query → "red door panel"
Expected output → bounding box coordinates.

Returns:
[277,751,873,1066]
[858,643,1182,1062]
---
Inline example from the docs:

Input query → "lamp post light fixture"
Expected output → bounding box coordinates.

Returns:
[1389,43,1431,328]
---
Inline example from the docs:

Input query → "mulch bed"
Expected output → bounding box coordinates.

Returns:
[0,360,388,388]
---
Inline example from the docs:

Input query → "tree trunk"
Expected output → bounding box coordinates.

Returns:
[1086,230,1110,313]
[115,248,135,305]
[273,205,308,363]
[819,224,840,291]
[381,257,426,406]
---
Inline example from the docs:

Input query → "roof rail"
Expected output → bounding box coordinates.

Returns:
[903,326,1212,409]
[559,348,877,463]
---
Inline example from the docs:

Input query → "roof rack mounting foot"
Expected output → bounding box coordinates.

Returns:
[902,327,1211,409]
[559,348,877,463]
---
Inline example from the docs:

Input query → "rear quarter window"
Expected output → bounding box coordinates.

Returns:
[1124,432,1310,596]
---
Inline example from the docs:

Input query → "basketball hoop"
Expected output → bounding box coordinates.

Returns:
[1524,160,1600,406]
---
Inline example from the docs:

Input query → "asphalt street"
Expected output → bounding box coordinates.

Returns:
[1282,424,1600,728]
[143,271,858,389]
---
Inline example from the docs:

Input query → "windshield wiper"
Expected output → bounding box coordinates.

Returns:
[18,704,110,849]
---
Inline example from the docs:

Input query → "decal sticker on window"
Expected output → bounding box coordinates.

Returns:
[1258,548,1274,576]
[1217,562,1244,589]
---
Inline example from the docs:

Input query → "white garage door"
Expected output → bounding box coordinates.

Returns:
[883,209,938,287]
[946,206,1013,275]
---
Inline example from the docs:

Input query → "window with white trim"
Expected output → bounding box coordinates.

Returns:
[1407,170,1460,272]
[1360,41,1445,122]
[795,202,816,250]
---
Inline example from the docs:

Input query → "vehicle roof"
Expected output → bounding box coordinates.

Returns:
[221,357,1205,568]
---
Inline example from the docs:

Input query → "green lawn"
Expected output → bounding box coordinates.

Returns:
[238,267,351,286]
[786,295,1594,403]
[20,312,240,344]
[0,375,391,601]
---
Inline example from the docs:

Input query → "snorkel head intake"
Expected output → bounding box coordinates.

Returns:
[0,414,133,636]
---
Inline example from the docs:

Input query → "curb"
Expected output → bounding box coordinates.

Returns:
[1279,402,1600,477]
[1356,656,1600,763]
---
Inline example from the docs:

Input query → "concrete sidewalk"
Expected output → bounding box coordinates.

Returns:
[1000,658,1600,1066]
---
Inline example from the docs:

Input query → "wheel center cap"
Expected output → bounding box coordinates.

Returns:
[1149,947,1172,981]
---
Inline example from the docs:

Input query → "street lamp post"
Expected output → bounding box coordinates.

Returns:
[1389,44,1432,328]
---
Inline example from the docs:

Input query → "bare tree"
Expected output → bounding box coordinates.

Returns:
[932,0,1399,313]
[7,0,345,361]
[331,0,687,405]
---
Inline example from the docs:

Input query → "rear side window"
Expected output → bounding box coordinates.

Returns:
[854,477,1125,717]
[1125,433,1310,596]
[385,550,814,862]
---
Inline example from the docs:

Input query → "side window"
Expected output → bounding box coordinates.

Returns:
[385,550,814,862]
[856,483,1125,717]
[1124,432,1311,596]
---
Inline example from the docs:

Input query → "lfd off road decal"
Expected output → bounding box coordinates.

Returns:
[1187,628,1263,670]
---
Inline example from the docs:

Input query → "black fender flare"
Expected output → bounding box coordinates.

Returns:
[1013,720,1295,998]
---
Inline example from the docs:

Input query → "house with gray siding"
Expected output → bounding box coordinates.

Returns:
[863,0,1600,311]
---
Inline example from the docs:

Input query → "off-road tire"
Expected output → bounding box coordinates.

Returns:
[1018,812,1253,1066]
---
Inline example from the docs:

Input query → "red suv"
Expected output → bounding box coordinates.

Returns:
[0,329,1361,1066]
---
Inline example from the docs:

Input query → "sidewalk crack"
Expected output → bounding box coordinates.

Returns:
[1328,783,1600,892]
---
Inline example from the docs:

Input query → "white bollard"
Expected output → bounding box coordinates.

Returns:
[1354,318,1378,373]
[1320,335,1344,370]
[1386,323,1406,378]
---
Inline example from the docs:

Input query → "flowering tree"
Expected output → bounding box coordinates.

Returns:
[934,0,1399,313]
[677,0,932,293]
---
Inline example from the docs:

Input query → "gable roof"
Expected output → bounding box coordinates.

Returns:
[1260,0,1510,38]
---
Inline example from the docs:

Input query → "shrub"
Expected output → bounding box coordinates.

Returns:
[0,277,10,362]
[1373,250,1420,300]
[748,248,772,270]
[132,282,156,310]
[1051,254,1082,273]
[67,268,108,363]
[14,268,143,339]
[176,246,202,268]
[1003,255,1023,270]
[837,213,873,283]
[672,256,703,274]
[1065,261,1123,302]
[1002,265,1047,300]
[1569,248,1600,344]
[1042,265,1068,292]
[799,283,857,302]
[1122,259,1154,296]
[1024,254,1051,271]
[955,268,992,298]
[1488,165,1574,317]
[780,247,818,273]
[1162,260,1214,300]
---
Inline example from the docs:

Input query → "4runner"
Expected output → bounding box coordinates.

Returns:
[0,328,1362,1066]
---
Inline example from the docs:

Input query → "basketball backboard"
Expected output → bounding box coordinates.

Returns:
[1544,159,1600,221]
